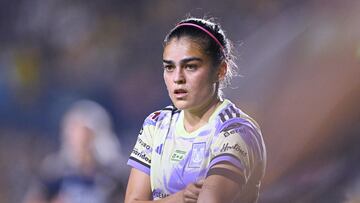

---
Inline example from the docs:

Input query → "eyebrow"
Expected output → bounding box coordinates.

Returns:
[163,57,203,65]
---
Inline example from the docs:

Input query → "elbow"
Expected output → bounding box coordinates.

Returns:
[124,194,137,203]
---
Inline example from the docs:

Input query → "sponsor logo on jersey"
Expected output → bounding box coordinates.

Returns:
[132,148,151,164]
[151,111,161,121]
[171,149,186,162]
[223,131,231,137]
[222,127,244,137]
[137,138,152,151]
[221,122,244,133]
[152,189,170,199]
[188,142,206,168]
[220,143,247,157]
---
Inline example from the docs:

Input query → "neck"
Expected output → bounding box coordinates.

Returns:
[183,95,222,133]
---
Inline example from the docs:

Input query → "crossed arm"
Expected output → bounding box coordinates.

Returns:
[124,163,243,203]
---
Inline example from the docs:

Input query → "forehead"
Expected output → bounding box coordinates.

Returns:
[163,37,206,60]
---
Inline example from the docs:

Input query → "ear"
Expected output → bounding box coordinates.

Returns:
[217,61,227,82]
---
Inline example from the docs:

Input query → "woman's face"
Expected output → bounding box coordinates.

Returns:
[163,37,219,111]
[63,116,94,165]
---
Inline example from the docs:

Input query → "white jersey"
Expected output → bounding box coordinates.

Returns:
[127,99,266,202]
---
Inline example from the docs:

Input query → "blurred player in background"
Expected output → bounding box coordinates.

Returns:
[125,17,266,203]
[23,100,127,203]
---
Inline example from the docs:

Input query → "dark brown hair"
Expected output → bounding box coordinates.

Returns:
[164,17,237,91]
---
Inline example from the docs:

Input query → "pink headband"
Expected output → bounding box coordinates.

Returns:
[175,23,225,54]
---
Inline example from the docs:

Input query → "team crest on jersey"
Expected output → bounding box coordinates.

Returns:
[188,142,206,168]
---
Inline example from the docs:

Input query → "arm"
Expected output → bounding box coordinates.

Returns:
[197,163,243,203]
[125,168,204,203]
[124,168,152,203]
[201,118,266,203]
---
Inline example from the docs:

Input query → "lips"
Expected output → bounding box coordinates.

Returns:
[174,88,188,98]
[174,89,187,94]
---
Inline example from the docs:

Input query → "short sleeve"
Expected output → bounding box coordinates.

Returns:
[209,120,261,182]
[127,111,159,175]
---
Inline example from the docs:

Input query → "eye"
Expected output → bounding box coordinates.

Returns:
[185,64,198,71]
[163,64,175,72]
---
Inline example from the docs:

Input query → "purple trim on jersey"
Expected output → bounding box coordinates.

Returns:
[208,153,244,171]
[198,129,212,137]
[230,105,241,117]
[127,158,150,175]
[220,118,253,133]
[225,109,233,119]
[219,113,226,122]
[144,118,157,126]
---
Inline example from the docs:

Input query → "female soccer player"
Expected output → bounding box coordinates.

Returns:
[125,17,266,203]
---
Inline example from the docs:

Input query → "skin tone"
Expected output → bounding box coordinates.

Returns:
[62,117,96,174]
[125,36,243,203]
[162,37,224,132]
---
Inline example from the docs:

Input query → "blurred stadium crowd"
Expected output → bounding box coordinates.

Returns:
[0,0,359,202]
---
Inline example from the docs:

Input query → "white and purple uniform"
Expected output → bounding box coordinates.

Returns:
[127,99,266,202]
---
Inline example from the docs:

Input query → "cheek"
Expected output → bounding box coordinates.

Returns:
[201,80,216,93]
[164,74,175,95]
[195,71,217,90]
[163,74,170,90]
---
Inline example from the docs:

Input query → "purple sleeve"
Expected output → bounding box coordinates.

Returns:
[127,157,150,175]
[208,153,245,171]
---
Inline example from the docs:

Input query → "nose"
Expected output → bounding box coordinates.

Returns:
[173,67,185,84]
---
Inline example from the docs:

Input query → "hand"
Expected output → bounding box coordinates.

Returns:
[182,179,204,203]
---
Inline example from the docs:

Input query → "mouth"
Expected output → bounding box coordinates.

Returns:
[173,89,188,99]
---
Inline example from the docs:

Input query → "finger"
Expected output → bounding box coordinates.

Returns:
[187,183,202,195]
[184,189,199,199]
[184,196,198,203]
[194,179,205,187]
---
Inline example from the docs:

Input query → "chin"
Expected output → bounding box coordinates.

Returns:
[172,100,191,110]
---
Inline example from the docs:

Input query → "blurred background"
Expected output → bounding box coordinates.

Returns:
[0,0,359,202]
